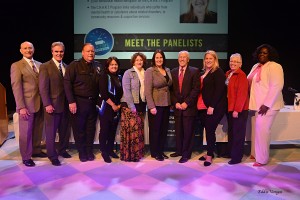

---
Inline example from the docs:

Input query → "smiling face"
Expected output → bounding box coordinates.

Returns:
[191,0,208,22]
[204,53,215,70]
[52,45,64,63]
[258,47,270,64]
[155,52,164,68]
[178,51,189,68]
[20,41,34,59]
[108,59,118,74]
[134,55,144,70]
[229,56,242,71]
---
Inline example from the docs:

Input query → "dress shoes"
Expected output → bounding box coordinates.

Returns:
[155,155,164,161]
[204,161,212,167]
[228,160,241,165]
[199,154,214,161]
[87,153,95,161]
[162,153,169,159]
[79,152,88,162]
[109,152,120,159]
[51,159,61,166]
[59,151,72,158]
[250,155,255,160]
[32,151,47,158]
[23,159,35,167]
[178,157,189,163]
[102,153,112,163]
[170,152,182,157]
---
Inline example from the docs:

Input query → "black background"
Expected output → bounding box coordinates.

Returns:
[1,0,300,113]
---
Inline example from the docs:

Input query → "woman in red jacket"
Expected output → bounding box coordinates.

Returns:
[225,53,249,164]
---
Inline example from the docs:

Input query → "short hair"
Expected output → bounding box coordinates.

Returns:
[130,52,147,68]
[51,41,65,51]
[253,44,279,63]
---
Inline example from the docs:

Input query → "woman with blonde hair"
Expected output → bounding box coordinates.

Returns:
[197,50,227,166]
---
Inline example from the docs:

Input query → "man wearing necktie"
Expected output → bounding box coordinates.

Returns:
[170,50,200,163]
[10,41,46,167]
[39,41,72,166]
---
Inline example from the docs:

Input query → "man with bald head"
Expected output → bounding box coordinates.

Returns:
[11,41,47,167]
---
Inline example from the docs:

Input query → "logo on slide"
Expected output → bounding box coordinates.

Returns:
[84,28,114,56]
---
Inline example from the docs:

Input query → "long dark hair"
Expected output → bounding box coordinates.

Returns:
[104,56,120,74]
[151,49,166,69]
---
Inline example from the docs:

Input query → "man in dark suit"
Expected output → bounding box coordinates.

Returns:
[10,41,47,167]
[39,41,72,166]
[170,50,200,163]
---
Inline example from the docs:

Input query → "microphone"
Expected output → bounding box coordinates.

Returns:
[288,87,298,93]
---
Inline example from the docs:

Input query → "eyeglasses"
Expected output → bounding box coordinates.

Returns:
[229,61,241,64]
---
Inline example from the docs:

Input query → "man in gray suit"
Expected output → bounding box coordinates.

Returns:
[39,41,72,166]
[10,41,47,167]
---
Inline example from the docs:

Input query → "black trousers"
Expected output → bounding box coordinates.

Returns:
[99,111,119,154]
[71,97,97,154]
[148,106,170,157]
[174,114,196,158]
[227,110,248,161]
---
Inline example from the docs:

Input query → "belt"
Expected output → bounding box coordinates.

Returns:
[75,95,96,100]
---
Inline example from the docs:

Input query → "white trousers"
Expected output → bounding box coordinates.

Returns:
[251,110,279,164]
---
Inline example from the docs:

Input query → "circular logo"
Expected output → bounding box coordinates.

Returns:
[84,28,114,56]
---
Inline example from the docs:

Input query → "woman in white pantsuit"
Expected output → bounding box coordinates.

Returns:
[247,44,284,166]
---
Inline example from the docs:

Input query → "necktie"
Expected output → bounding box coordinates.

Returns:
[30,60,38,74]
[179,67,184,92]
[58,63,63,77]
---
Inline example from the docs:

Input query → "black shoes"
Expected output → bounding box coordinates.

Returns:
[199,154,215,161]
[155,155,164,161]
[102,153,112,163]
[51,159,61,166]
[179,157,189,163]
[87,153,95,161]
[23,159,35,167]
[162,153,169,159]
[109,152,120,159]
[204,161,212,167]
[59,151,72,158]
[79,152,88,162]
[228,160,241,165]
[32,151,47,158]
[170,152,182,157]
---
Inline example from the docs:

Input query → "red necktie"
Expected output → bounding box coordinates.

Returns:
[179,67,184,92]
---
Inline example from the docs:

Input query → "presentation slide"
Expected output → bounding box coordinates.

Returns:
[74,0,228,65]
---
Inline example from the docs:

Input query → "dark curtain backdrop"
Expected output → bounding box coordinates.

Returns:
[1,0,299,113]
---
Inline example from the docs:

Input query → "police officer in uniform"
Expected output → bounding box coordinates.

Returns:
[64,43,101,162]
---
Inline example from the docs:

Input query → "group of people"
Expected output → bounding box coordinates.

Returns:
[11,41,284,168]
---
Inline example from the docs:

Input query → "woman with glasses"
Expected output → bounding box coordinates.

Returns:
[225,53,249,165]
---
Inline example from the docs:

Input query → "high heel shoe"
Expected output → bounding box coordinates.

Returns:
[203,155,213,167]
[199,154,214,161]
[204,161,212,167]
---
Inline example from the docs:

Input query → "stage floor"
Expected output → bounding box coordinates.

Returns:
[0,122,300,200]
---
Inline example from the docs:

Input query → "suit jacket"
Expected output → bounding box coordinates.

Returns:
[39,59,67,113]
[248,61,284,111]
[202,67,227,111]
[144,66,172,109]
[11,58,42,113]
[170,66,200,116]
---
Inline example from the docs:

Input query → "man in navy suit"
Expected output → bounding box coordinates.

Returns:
[170,50,200,163]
